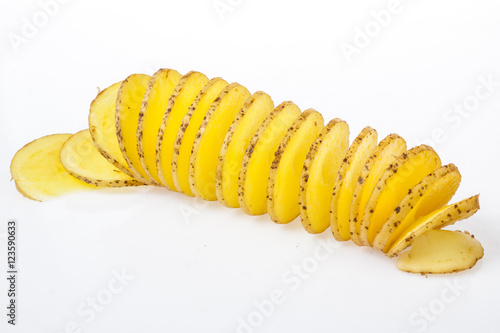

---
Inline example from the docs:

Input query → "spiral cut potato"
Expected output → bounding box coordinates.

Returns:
[10,68,484,274]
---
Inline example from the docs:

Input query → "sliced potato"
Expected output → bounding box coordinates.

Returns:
[137,69,182,184]
[216,91,274,207]
[396,230,484,274]
[267,109,324,224]
[299,119,349,234]
[10,134,97,201]
[116,74,152,183]
[89,81,135,177]
[238,102,301,215]
[359,145,442,246]
[189,83,251,201]
[349,134,406,245]
[156,71,209,190]
[330,127,378,241]
[387,195,480,257]
[60,130,142,187]
[172,77,228,196]
[373,164,461,252]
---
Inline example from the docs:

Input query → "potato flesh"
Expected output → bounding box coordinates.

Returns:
[360,146,442,246]
[216,91,274,207]
[116,74,152,183]
[396,230,484,274]
[10,134,96,201]
[60,130,142,187]
[239,102,301,215]
[267,110,324,224]
[88,81,134,177]
[331,127,378,241]
[173,78,229,196]
[299,119,349,233]
[190,83,251,200]
[157,72,209,190]
[138,69,182,184]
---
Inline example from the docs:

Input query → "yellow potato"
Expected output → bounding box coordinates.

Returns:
[60,130,142,187]
[331,127,378,241]
[239,102,301,215]
[137,69,182,184]
[349,134,406,245]
[172,78,228,196]
[216,91,274,207]
[267,109,324,224]
[299,119,349,234]
[116,74,152,183]
[396,230,483,274]
[11,134,96,201]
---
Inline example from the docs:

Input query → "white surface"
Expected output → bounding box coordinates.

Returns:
[1,0,499,332]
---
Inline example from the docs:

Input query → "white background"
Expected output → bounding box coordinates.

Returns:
[1,0,499,332]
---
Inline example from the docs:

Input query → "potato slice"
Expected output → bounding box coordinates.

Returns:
[116,74,152,183]
[137,69,182,184]
[350,134,406,245]
[373,164,461,252]
[89,81,135,178]
[157,71,209,190]
[172,77,228,196]
[189,83,251,200]
[359,145,442,246]
[216,91,274,207]
[330,127,378,241]
[396,230,484,274]
[387,195,480,257]
[267,109,324,224]
[299,119,349,234]
[238,102,301,215]
[10,134,97,201]
[60,130,142,187]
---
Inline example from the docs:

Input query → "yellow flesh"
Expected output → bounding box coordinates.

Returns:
[361,146,442,245]
[350,135,407,245]
[300,119,349,233]
[173,78,228,196]
[60,130,141,187]
[116,74,152,182]
[268,110,324,224]
[217,92,274,207]
[331,127,378,241]
[157,72,209,190]
[138,69,182,184]
[239,102,301,215]
[88,81,133,177]
[396,230,483,274]
[10,134,96,201]
[190,83,251,200]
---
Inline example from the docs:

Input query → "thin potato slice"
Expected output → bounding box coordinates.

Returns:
[267,109,324,224]
[137,69,182,184]
[157,71,209,190]
[396,230,483,274]
[89,81,135,177]
[216,91,274,207]
[330,127,378,241]
[350,134,406,245]
[189,83,251,201]
[373,164,461,252]
[116,74,152,183]
[299,119,349,234]
[238,102,301,215]
[359,145,442,246]
[172,77,228,196]
[60,130,142,187]
[10,134,96,201]
[387,195,480,257]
